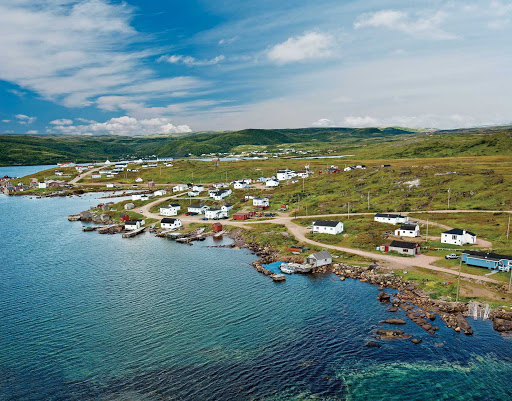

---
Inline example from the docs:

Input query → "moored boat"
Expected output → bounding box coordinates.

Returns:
[280,263,295,274]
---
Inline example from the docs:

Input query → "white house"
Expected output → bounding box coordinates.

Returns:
[307,251,332,268]
[188,190,201,197]
[135,177,143,183]
[188,204,209,214]
[140,194,151,201]
[38,182,47,189]
[343,166,354,172]
[221,204,233,213]
[161,218,182,230]
[160,204,181,216]
[106,183,114,188]
[258,176,268,182]
[253,197,269,207]
[154,189,167,196]
[212,189,231,200]
[173,184,189,193]
[192,185,204,193]
[205,208,227,219]
[132,194,143,201]
[55,170,64,176]
[374,213,409,225]
[394,222,420,238]
[91,174,102,179]
[312,220,344,235]
[233,181,245,189]
[125,220,145,230]
[441,229,477,246]
[208,189,217,197]
[277,169,296,181]
[266,179,279,187]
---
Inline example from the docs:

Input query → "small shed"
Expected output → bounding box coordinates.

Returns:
[233,212,250,220]
[307,251,332,268]
[212,222,223,232]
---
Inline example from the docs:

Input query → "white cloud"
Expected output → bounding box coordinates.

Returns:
[354,9,456,40]
[311,118,335,127]
[2,119,10,123]
[218,37,237,45]
[15,114,36,124]
[0,1,209,109]
[49,116,191,136]
[158,54,225,66]
[26,130,38,134]
[50,119,73,125]
[267,31,336,64]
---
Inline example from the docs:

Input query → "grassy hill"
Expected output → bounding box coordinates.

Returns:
[1,125,511,166]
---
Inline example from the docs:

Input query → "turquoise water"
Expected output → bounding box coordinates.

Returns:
[1,167,512,400]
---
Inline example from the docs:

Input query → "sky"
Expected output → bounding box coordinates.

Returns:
[1,0,512,136]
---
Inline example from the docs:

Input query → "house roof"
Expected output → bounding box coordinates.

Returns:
[125,220,142,225]
[462,250,512,262]
[443,228,476,236]
[170,203,180,207]
[389,240,419,249]
[189,204,203,208]
[375,213,403,218]
[309,251,332,260]
[161,218,178,223]
[399,223,418,230]
[313,220,341,227]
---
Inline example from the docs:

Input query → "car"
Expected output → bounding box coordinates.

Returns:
[139,209,143,213]
[445,253,460,260]
[185,212,192,216]
[202,217,208,220]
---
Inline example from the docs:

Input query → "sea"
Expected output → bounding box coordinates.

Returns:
[1,166,512,401]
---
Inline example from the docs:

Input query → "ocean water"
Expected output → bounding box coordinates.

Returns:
[1,167,512,400]
[1,164,56,178]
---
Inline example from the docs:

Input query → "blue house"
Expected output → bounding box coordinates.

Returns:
[462,250,512,272]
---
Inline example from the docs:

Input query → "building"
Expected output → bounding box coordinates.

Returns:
[154,189,167,196]
[441,229,477,246]
[106,183,114,188]
[161,218,182,230]
[394,222,420,237]
[124,203,135,210]
[374,213,409,225]
[233,181,246,189]
[173,184,189,193]
[160,204,181,216]
[212,189,231,200]
[132,194,143,201]
[277,169,296,181]
[253,197,270,208]
[462,250,512,272]
[38,182,47,189]
[55,170,64,176]
[233,212,251,220]
[192,185,204,192]
[188,204,209,214]
[312,220,344,235]
[266,179,279,187]
[135,177,143,183]
[125,220,145,230]
[381,240,420,256]
[212,222,223,232]
[205,208,227,219]
[187,190,200,197]
[307,251,332,268]
[221,204,233,213]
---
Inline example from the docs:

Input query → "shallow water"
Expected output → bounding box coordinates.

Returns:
[1,167,512,400]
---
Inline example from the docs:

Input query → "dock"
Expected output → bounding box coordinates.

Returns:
[122,227,145,238]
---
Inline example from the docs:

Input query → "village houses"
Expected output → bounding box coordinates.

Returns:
[312,220,344,235]
[160,218,182,230]
[441,229,477,246]
[394,222,420,237]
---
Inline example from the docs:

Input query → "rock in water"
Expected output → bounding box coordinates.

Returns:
[377,292,391,303]
[366,340,381,348]
[380,318,406,325]
[411,338,422,344]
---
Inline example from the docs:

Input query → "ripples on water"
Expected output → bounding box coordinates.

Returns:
[1,189,512,401]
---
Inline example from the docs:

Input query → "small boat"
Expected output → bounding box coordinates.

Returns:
[280,263,295,274]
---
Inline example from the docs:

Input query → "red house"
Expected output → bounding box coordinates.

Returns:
[212,222,223,232]
[233,212,250,220]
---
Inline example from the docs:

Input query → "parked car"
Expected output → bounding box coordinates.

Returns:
[202,217,208,221]
[445,253,460,259]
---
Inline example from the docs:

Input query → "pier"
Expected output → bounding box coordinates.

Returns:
[122,227,146,238]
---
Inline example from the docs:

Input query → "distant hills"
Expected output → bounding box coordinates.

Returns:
[0,126,511,165]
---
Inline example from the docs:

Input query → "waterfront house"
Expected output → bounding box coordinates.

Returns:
[161,218,182,230]
[266,179,279,187]
[312,220,344,235]
[381,240,420,256]
[441,229,477,246]
[160,204,181,216]
[212,222,223,232]
[462,250,512,272]
[374,213,409,225]
[394,222,420,237]
[253,197,270,208]
[307,251,332,268]
[125,220,145,230]
[173,184,189,193]
[188,204,209,214]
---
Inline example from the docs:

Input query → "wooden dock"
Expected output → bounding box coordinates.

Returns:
[122,227,145,238]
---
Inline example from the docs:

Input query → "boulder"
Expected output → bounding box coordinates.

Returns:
[365,340,381,348]
[411,338,422,344]
[493,318,512,332]
[79,211,93,221]
[376,329,411,339]
[380,318,406,325]
[378,292,391,303]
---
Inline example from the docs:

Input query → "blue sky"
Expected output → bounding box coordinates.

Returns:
[1,0,512,135]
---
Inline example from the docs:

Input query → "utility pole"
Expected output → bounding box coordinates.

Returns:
[456,257,462,302]
[302,176,305,192]
[507,214,511,241]
[367,191,370,210]
[509,267,512,292]
[447,188,451,209]
[426,217,429,243]
[347,202,350,219]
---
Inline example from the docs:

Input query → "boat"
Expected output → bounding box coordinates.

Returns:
[279,263,295,274]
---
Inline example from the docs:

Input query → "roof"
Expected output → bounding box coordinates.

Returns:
[399,223,418,231]
[189,204,203,208]
[309,251,332,260]
[169,203,180,207]
[125,220,142,225]
[313,220,341,227]
[161,218,178,223]
[375,213,403,218]
[443,228,476,236]
[462,250,512,262]
[389,240,419,249]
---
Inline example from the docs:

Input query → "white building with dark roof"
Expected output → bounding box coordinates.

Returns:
[394,222,420,238]
[374,213,409,225]
[312,220,344,235]
[441,229,477,246]
[161,218,182,230]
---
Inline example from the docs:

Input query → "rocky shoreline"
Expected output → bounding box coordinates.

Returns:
[225,228,512,337]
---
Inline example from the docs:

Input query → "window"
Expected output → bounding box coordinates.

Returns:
[452,235,457,240]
